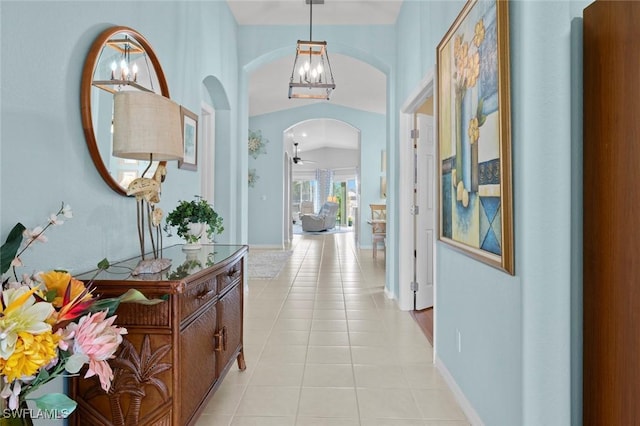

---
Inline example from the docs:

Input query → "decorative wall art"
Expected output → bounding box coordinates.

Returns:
[248,129,269,158]
[248,168,259,187]
[437,0,514,274]
[179,106,198,171]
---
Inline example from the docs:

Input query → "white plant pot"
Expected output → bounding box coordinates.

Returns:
[182,222,207,251]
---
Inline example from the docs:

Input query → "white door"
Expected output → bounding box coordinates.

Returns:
[414,112,435,309]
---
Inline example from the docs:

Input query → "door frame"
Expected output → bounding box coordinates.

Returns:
[399,69,437,355]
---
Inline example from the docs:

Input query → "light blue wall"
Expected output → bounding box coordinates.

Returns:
[395,0,590,425]
[248,104,385,247]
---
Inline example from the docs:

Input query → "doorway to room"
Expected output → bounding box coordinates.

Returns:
[399,71,437,348]
[284,119,361,243]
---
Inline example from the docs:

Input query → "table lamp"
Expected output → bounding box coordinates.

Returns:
[112,91,183,274]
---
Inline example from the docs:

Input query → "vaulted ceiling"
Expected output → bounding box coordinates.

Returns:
[228,0,402,152]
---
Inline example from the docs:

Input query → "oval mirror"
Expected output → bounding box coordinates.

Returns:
[81,26,170,196]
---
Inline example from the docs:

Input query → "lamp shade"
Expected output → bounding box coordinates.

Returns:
[112,91,183,161]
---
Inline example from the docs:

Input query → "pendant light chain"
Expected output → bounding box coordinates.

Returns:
[309,0,313,41]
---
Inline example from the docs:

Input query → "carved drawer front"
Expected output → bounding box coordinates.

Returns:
[217,259,242,294]
[181,275,217,321]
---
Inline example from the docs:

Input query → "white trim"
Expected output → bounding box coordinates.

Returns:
[384,285,395,300]
[398,69,436,311]
[435,356,485,426]
[200,102,215,203]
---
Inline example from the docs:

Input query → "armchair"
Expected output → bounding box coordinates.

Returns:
[301,202,339,232]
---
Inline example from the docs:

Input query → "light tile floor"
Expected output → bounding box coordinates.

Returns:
[196,232,470,426]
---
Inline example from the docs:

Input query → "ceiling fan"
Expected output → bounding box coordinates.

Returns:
[292,142,315,165]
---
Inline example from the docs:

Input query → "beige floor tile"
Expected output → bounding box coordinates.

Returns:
[296,417,361,426]
[347,319,385,332]
[231,416,296,426]
[401,364,449,389]
[312,309,347,320]
[302,363,355,387]
[351,346,396,365]
[306,346,352,364]
[279,308,314,319]
[235,386,300,417]
[311,319,349,332]
[360,419,425,426]
[357,387,422,419]
[308,331,350,346]
[195,413,232,426]
[349,331,388,347]
[273,318,313,331]
[249,361,305,386]
[259,344,309,364]
[353,364,409,388]
[314,300,347,310]
[204,383,246,415]
[267,330,310,346]
[298,387,359,418]
[411,389,469,421]
[315,293,345,302]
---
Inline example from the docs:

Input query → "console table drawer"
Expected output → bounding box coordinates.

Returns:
[218,259,242,293]
[182,276,217,321]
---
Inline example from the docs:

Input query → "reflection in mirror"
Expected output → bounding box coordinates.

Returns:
[81,26,170,196]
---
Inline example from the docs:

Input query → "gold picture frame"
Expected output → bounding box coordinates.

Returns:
[179,106,198,171]
[437,0,513,274]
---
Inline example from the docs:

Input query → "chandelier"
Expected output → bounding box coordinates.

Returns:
[93,35,151,94]
[288,0,336,100]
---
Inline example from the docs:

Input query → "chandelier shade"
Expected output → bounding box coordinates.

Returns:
[288,0,335,100]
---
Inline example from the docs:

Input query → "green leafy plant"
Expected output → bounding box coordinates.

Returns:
[165,196,224,243]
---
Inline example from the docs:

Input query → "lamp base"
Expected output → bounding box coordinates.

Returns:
[132,258,172,276]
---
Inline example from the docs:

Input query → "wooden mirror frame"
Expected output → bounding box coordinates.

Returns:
[81,26,170,196]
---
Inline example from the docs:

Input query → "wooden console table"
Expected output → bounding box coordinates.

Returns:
[70,244,248,426]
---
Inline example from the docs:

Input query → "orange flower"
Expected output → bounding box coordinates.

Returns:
[40,271,92,308]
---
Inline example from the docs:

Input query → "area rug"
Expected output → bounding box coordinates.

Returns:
[247,249,293,279]
[293,224,354,235]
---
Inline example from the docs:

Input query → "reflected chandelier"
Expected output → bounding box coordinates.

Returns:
[288,0,336,100]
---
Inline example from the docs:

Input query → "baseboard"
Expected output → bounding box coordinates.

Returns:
[384,286,395,301]
[435,357,485,426]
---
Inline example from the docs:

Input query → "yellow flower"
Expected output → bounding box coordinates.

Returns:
[474,19,485,47]
[454,35,463,61]
[0,331,60,382]
[466,52,480,88]
[40,271,92,308]
[468,117,480,144]
[0,286,54,359]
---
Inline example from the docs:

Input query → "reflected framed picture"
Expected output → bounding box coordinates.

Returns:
[179,106,198,171]
[437,0,514,274]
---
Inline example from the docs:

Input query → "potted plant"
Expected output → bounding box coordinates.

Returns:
[165,196,224,250]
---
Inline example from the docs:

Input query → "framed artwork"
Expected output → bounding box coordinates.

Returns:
[437,0,514,274]
[179,106,198,171]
